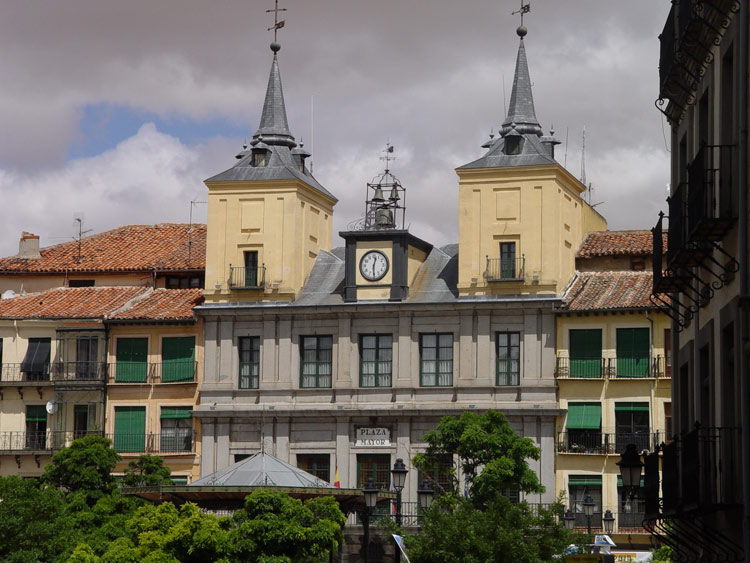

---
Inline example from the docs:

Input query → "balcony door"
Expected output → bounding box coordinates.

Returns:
[114,406,146,453]
[161,337,195,383]
[244,251,258,287]
[21,338,51,381]
[616,328,649,377]
[25,405,47,449]
[499,242,516,279]
[76,336,99,380]
[115,338,148,383]
[160,407,192,453]
[615,402,650,453]
[569,329,602,378]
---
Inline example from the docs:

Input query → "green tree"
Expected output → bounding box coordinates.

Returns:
[42,435,121,504]
[408,410,576,562]
[122,455,173,487]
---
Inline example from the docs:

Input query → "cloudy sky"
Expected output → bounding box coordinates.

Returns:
[0,1,672,257]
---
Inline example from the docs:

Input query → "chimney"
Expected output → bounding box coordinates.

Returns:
[18,232,41,259]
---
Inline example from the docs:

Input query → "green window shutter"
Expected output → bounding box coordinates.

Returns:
[160,407,192,419]
[26,405,47,421]
[114,406,146,453]
[615,402,650,412]
[616,328,650,377]
[566,402,602,429]
[617,476,645,488]
[115,338,148,383]
[569,329,602,378]
[568,475,603,486]
[162,337,196,383]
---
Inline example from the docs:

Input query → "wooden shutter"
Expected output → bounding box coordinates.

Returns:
[162,337,195,382]
[569,329,602,378]
[115,338,148,382]
[114,406,146,452]
[616,328,649,377]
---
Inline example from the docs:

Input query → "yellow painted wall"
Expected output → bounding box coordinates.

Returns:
[456,164,607,296]
[203,179,336,303]
[407,245,428,287]
[0,273,153,294]
[107,323,203,482]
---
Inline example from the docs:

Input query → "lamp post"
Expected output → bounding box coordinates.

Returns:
[417,478,434,512]
[391,458,408,563]
[603,509,615,535]
[617,443,644,500]
[362,476,378,563]
[563,508,576,530]
[582,494,595,551]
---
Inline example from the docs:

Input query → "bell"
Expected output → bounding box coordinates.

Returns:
[389,186,400,201]
[375,208,393,227]
[372,187,385,203]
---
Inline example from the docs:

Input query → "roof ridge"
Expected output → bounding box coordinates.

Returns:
[105,287,154,318]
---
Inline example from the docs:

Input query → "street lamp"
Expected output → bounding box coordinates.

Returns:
[603,509,615,535]
[362,477,378,563]
[391,458,408,563]
[418,478,434,511]
[582,494,596,549]
[617,443,644,500]
[563,508,576,530]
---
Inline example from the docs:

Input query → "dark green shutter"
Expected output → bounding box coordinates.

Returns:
[115,338,148,382]
[568,475,602,486]
[26,405,47,422]
[616,328,650,377]
[617,476,645,488]
[569,329,602,378]
[566,403,602,429]
[114,406,146,452]
[162,337,195,382]
[160,407,192,419]
[615,402,650,412]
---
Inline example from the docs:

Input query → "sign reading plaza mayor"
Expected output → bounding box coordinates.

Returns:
[356,427,391,447]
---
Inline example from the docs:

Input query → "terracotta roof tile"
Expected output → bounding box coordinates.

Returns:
[0,223,206,274]
[563,271,667,311]
[0,287,149,319]
[577,230,667,258]
[108,288,203,321]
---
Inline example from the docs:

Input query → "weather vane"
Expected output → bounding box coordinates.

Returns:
[380,142,396,172]
[267,0,287,42]
[512,1,530,27]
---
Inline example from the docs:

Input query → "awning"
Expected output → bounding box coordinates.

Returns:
[161,407,192,419]
[615,402,649,412]
[568,475,602,486]
[566,402,602,429]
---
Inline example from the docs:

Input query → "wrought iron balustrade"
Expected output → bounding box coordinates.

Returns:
[0,363,51,383]
[108,361,197,384]
[558,431,663,455]
[51,361,107,382]
[554,356,605,379]
[686,144,736,241]
[107,431,196,455]
[0,430,102,452]
[485,256,525,282]
[228,265,266,289]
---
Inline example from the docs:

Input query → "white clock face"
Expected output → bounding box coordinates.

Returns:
[359,250,389,282]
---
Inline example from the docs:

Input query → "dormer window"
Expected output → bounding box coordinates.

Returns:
[253,150,267,167]
[505,136,523,155]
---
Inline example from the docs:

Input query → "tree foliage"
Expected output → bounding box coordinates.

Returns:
[122,455,173,488]
[408,410,575,562]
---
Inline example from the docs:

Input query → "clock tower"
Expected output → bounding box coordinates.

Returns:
[340,147,431,302]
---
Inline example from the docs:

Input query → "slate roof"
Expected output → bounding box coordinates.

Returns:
[562,271,660,311]
[577,230,665,258]
[0,224,206,274]
[0,286,149,319]
[108,288,203,321]
[0,287,202,321]
[190,452,334,488]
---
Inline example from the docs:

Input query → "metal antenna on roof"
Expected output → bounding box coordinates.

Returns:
[267,0,287,43]
[580,126,587,187]
[73,214,92,265]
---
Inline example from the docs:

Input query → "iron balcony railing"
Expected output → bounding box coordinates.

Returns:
[228,265,266,289]
[0,430,103,452]
[568,506,647,533]
[686,144,736,241]
[0,362,51,383]
[106,432,197,455]
[485,256,525,282]
[556,356,668,379]
[108,361,197,384]
[51,361,108,382]
[557,431,664,455]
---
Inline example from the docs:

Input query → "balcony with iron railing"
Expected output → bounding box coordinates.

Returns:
[485,256,525,282]
[0,362,110,385]
[556,356,668,380]
[557,431,664,455]
[686,144,736,242]
[51,361,108,384]
[0,430,103,452]
[228,265,266,289]
[108,361,197,384]
[106,431,197,455]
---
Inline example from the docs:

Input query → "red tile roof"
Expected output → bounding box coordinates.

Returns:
[108,288,203,321]
[563,271,667,311]
[577,230,667,258]
[0,224,206,274]
[0,287,149,319]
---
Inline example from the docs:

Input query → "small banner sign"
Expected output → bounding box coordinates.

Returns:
[355,427,391,447]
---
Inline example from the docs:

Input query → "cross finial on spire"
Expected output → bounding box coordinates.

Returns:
[380,142,396,172]
[512,1,530,36]
[267,0,287,44]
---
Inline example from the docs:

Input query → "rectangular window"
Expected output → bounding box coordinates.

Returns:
[244,251,259,287]
[113,406,146,453]
[166,276,204,289]
[74,404,90,439]
[568,475,602,528]
[565,402,602,453]
[360,335,393,387]
[664,328,672,378]
[616,328,650,377]
[115,338,148,383]
[500,242,517,279]
[496,332,520,385]
[68,279,95,287]
[160,407,192,453]
[617,475,646,528]
[239,336,260,389]
[297,453,331,482]
[26,405,47,449]
[569,329,602,378]
[76,336,99,380]
[21,338,51,381]
[417,453,454,495]
[161,336,196,383]
[664,402,672,442]
[300,336,333,388]
[357,454,391,490]
[615,402,650,453]
[420,333,453,387]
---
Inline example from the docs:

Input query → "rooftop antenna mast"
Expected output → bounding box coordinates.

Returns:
[580,126,587,188]
[73,214,92,264]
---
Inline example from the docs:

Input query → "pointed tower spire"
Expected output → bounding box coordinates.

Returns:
[501,25,543,137]
[251,43,297,149]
